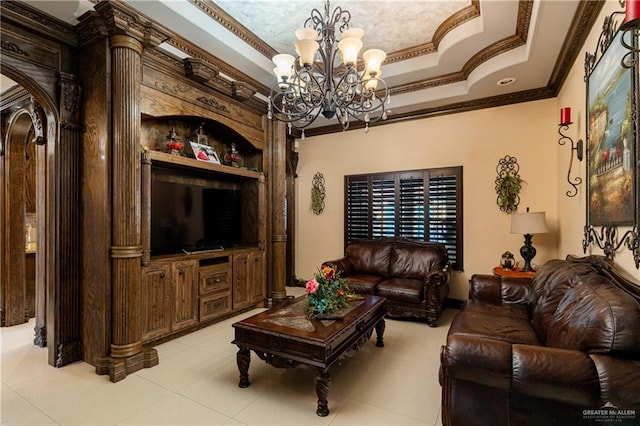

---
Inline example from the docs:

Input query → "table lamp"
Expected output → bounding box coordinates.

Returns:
[510,208,549,272]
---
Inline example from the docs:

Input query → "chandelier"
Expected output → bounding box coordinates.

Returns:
[267,0,390,137]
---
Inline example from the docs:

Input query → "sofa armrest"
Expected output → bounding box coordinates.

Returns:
[511,344,599,406]
[442,336,602,407]
[441,334,512,390]
[322,258,354,276]
[469,274,533,304]
[590,354,640,409]
[425,267,451,287]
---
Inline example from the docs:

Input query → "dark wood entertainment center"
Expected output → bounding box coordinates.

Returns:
[0,0,292,382]
[140,149,268,344]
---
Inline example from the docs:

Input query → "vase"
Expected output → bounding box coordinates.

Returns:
[170,149,180,156]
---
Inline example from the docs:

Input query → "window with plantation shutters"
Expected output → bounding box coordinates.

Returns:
[344,166,463,270]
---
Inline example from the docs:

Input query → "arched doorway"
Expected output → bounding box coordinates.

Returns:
[1,75,50,349]
[1,100,42,331]
[0,66,82,367]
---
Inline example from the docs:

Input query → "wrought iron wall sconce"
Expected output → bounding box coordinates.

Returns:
[558,107,583,197]
[620,0,639,68]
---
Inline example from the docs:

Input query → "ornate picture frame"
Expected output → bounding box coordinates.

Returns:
[583,7,639,268]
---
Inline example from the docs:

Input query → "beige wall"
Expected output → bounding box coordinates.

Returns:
[295,0,639,298]
[295,100,560,300]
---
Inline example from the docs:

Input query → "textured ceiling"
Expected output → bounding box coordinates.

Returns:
[4,0,605,134]
[214,0,471,55]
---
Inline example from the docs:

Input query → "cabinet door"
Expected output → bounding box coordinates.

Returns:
[233,251,266,309]
[141,263,171,342]
[233,253,251,309]
[171,260,198,331]
[249,251,266,305]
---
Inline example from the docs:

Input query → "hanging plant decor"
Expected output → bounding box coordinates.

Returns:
[495,155,524,214]
[311,172,326,215]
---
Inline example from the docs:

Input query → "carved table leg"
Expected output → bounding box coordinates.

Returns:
[375,318,386,347]
[237,346,251,388]
[315,367,331,417]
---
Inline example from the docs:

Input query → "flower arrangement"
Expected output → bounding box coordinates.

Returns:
[305,265,350,316]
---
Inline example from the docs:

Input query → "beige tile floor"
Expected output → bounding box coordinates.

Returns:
[1,287,457,425]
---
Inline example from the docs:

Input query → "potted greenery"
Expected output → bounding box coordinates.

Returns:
[495,156,524,213]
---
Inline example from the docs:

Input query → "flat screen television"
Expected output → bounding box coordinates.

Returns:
[150,179,242,255]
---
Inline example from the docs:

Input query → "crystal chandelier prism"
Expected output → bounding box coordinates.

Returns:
[267,0,390,137]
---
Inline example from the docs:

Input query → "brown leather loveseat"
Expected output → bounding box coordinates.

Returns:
[440,255,640,426]
[322,238,450,326]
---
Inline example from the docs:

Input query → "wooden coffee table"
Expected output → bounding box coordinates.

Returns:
[232,295,386,416]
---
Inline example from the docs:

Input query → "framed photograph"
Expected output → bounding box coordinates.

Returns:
[585,29,637,226]
[189,141,220,164]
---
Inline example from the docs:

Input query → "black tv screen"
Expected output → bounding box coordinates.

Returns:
[150,180,241,255]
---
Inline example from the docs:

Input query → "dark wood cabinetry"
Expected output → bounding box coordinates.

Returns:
[140,119,267,344]
[141,263,171,341]
[170,260,198,332]
[233,250,265,310]
[199,257,233,322]
[141,259,198,342]
[142,248,266,343]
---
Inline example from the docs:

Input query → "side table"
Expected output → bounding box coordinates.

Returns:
[493,266,536,279]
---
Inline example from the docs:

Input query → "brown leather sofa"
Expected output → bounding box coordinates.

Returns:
[440,255,640,426]
[322,238,450,326]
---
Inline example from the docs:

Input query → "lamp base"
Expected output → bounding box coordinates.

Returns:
[520,233,537,272]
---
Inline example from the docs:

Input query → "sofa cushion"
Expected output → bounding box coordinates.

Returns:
[389,243,448,279]
[376,278,423,303]
[344,273,384,295]
[346,242,392,277]
[530,259,640,356]
[449,303,542,346]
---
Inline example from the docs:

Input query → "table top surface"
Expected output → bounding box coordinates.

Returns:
[232,295,385,344]
[493,266,536,278]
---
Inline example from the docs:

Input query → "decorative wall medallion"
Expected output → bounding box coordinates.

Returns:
[495,155,523,214]
[311,172,326,215]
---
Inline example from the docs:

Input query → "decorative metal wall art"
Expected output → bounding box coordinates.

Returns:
[311,172,326,215]
[495,155,524,214]
[583,4,639,268]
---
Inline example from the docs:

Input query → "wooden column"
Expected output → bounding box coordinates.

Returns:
[99,34,157,382]
[50,74,83,364]
[270,121,287,303]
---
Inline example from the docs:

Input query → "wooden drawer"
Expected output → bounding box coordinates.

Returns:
[200,291,232,322]
[199,264,231,295]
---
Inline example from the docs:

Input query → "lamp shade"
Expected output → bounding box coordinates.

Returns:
[342,27,364,40]
[363,49,387,73]
[510,211,549,235]
[272,54,295,81]
[295,28,318,41]
[295,39,319,67]
[338,37,363,65]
